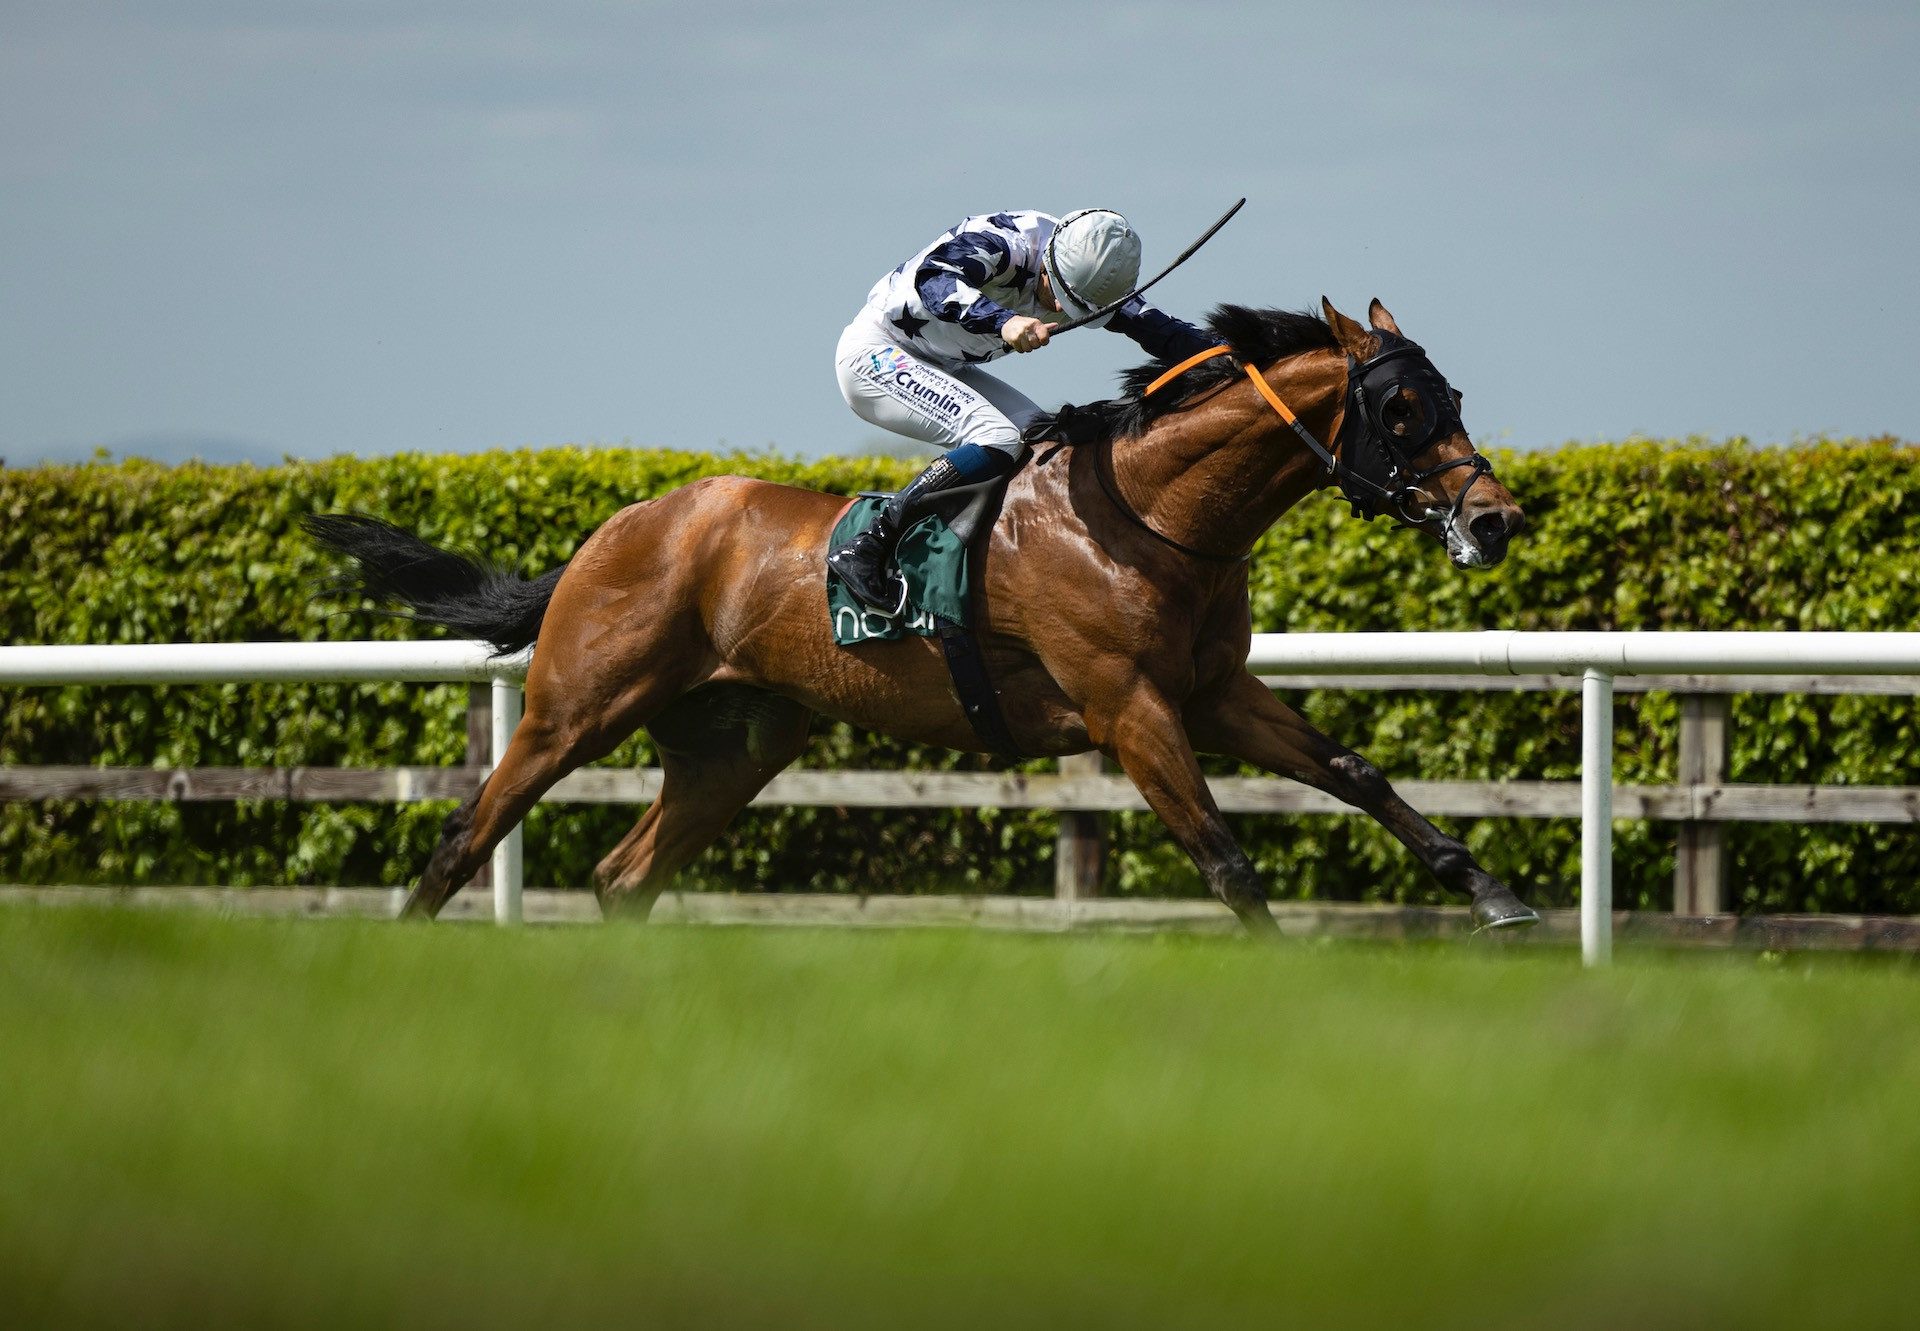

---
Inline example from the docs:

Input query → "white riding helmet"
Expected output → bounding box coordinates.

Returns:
[1042,208,1141,328]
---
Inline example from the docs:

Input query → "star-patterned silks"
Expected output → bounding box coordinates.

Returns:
[855,210,1216,371]
[890,306,929,341]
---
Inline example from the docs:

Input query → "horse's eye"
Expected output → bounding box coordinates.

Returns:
[1382,393,1418,436]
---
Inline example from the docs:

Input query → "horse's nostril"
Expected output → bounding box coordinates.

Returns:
[1468,512,1509,548]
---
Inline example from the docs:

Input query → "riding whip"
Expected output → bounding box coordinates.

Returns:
[1047,197,1246,336]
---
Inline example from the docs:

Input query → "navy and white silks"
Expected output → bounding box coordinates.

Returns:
[834,210,1217,462]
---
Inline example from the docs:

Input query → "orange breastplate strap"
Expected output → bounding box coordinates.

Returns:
[1143,342,1339,472]
[1143,343,1235,397]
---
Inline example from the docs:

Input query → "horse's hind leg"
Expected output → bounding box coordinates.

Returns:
[403,705,613,919]
[403,663,706,919]
[592,686,812,920]
[1186,670,1539,930]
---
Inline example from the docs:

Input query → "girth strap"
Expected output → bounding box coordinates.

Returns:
[935,616,1022,758]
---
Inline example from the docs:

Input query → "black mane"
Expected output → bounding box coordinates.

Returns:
[1027,305,1339,444]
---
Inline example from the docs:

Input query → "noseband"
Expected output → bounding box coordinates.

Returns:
[1145,332,1494,529]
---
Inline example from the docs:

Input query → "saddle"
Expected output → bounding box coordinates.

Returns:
[825,474,1020,758]
[1023,401,1106,464]
[856,475,1006,545]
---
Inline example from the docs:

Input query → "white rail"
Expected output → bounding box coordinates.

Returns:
[8,632,1920,963]
[0,640,531,685]
[1244,630,1920,676]
[0,641,533,922]
[1248,632,1920,963]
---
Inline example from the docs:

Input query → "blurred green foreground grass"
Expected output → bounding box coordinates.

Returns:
[3,907,1918,1330]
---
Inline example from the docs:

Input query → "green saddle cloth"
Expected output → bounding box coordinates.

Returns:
[827,497,970,646]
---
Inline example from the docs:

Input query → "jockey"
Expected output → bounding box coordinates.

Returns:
[827,207,1220,614]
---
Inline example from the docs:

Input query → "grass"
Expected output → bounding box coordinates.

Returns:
[2,907,1918,1329]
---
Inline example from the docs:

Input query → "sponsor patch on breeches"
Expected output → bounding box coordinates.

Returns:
[857,347,982,430]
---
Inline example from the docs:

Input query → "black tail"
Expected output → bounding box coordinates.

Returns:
[303,514,567,654]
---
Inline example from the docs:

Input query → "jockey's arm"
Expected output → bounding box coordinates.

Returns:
[1106,297,1220,363]
[913,229,1026,345]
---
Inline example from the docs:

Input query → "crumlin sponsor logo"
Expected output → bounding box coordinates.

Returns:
[867,348,913,378]
[866,348,964,417]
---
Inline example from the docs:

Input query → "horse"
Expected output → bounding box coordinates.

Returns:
[307,297,1538,934]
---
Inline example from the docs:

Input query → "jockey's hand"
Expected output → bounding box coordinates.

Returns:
[1001,316,1052,353]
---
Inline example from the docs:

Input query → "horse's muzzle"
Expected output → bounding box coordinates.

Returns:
[1469,509,1517,562]
[1449,504,1523,569]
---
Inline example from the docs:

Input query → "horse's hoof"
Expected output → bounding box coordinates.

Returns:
[1471,887,1540,932]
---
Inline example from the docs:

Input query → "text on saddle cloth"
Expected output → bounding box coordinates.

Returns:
[822,486,1024,760]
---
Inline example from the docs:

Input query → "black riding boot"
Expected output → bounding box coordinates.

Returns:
[827,451,976,615]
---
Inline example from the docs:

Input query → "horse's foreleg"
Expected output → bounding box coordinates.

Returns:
[1186,671,1538,930]
[1091,685,1278,935]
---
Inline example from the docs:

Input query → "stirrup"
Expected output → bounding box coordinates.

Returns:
[837,567,908,618]
[828,541,910,617]
[865,573,910,618]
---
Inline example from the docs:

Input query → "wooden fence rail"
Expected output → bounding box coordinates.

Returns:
[5,675,1914,914]
[8,764,1920,824]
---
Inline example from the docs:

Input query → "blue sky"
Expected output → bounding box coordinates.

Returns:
[3,0,1916,466]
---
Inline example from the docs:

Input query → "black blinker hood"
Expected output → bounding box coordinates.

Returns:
[1333,329,1482,523]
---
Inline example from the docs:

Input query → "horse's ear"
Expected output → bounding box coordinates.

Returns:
[1367,298,1402,335]
[1322,297,1375,358]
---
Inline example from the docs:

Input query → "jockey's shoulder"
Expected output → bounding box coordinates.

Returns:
[955,210,1054,234]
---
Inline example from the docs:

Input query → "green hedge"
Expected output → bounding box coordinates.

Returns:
[3,438,1917,913]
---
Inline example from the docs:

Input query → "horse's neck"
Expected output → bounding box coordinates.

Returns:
[1112,350,1348,558]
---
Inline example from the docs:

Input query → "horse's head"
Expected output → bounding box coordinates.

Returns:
[1321,298,1524,569]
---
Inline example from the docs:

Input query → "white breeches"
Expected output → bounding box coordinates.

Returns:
[834,314,1043,457]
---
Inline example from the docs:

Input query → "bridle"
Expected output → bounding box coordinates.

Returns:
[1120,330,1496,553]
[1322,330,1494,527]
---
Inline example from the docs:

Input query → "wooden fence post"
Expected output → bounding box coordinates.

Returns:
[1055,752,1107,901]
[1673,692,1729,915]
[466,684,491,890]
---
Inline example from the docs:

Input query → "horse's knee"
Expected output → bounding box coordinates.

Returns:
[1328,752,1391,804]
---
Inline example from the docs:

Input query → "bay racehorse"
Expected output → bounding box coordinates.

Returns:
[308,298,1538,933]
